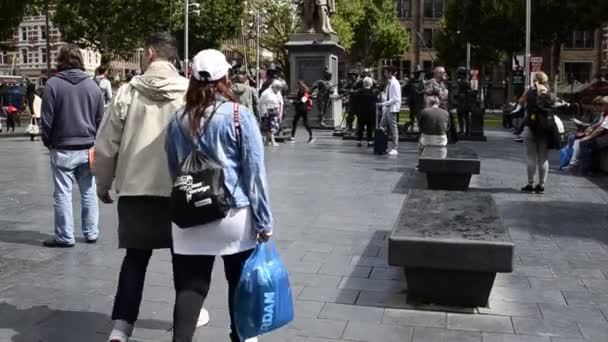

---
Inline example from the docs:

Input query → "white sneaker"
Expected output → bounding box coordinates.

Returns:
[196,307,210,327]
[388,149,399,156]
[272,142,280,147]
[245,338,258,342]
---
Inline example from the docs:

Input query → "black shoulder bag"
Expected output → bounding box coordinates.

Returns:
[170,102,242,229]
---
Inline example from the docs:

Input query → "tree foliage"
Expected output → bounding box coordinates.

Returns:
[53,0,170,59]
[332,0,366,51]
[171,0,244,57]
[344,0,409,65]
[436,0,608,71]
[0,0,42,43]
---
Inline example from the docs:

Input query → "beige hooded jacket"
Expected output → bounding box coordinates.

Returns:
[94,61,189,197]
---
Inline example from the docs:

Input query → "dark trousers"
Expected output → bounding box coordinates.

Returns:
[292,108,312,138]
[457,107,471,135]
[111,248,154,324]
[346,112,356,130]
[172,249,254,342]
[6,115,16,132]
[357,116,374,142]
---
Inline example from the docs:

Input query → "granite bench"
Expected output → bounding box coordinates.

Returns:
[388,190,514,307]
[418,146,480,191]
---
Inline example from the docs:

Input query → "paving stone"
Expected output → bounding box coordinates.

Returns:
[338,277,404,293]
[342,321,413,342]
[383,308,447,328]
[582,279,608,293]
[298,287,359,304]
[447,313,514,334]
[490,286,567,305]
[577,321,608,341]
[562,290,608,306]
[512,318,583,338]
[288,317,347,339]
[318,263,372,278]
[412,327,482,342]
[494,274,532,289]
[481,333,550,342]
[355,290,410,309]
[538,303,607,323]
[318,303,384,323]
[288,272,343,288]
[528,278,586,291]
[478,301,542,318]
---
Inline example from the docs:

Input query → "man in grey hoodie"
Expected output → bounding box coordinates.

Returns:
[40,44,104,248]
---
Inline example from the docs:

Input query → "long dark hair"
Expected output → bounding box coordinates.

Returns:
[298,80,309,93]
[184,75,239,136]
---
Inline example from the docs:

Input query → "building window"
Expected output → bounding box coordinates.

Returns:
[403,60,412,78]
[565,62,592,82]
[422,29,434,48]
[564,30,595,49]
[41,48,47,64]
[21,27,27,41]
[396,0,412,18]
[424,0,443,18]
[21,49,28,64]
[40,26,46,40]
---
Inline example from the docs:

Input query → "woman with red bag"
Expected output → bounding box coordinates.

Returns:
[287,80,314,143]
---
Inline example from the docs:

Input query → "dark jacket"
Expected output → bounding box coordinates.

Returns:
[41,69,104,149]
[358,88,377,121]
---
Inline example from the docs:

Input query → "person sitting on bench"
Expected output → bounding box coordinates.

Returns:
[418,96,450,156]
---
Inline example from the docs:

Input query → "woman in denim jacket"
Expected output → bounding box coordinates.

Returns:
[165,49,273,342]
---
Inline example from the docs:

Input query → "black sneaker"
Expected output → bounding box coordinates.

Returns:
[357,142,362,147]
[534,184,545,194]
[367,142,374,148]
[43,239,75,248]
[521,184,535,193]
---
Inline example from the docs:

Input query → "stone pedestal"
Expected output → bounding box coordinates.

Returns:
[286,33,345,129]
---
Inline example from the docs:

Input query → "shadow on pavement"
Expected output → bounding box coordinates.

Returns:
[0,229,55,247]
[498,200,608,245]
[0,302,171,342]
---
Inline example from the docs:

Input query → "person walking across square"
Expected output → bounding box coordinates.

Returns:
[40,44,104,248]
[378,65,401,155]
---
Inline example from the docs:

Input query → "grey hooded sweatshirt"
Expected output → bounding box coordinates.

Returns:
[41,69,104,149]
[94,61,189,197]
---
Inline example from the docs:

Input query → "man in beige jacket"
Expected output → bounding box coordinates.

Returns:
[95,33,209,341]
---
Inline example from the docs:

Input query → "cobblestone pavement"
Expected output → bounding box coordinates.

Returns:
[0,129,607,342]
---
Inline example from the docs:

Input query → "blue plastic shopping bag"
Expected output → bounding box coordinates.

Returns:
[234,241,294,340]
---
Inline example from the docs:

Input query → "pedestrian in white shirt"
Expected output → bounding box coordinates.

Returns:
[378,65,401,155]
[259,80,284,147]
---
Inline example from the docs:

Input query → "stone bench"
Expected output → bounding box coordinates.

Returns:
[388,190,513,307]
[418,146,480,191]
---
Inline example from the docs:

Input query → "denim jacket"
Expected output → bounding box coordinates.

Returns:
[165,96,273,233]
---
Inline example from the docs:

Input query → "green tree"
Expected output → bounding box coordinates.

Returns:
[52,0,170,59]
[332,0,366,51]
[172,0,244,58]
[0,0,44,43]
[348,0,409,65]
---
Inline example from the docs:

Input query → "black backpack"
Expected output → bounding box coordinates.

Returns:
[170,102,242,229]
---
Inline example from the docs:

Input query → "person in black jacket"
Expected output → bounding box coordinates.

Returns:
[356,77,377,147]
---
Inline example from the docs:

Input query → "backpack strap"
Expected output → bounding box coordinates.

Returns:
[233,102,242,149]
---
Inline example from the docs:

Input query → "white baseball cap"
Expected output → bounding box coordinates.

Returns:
[191,49,231,82]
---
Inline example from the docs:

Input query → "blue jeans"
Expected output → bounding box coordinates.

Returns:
[50,149,99,244]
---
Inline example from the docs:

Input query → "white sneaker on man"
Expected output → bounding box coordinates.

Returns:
[388,149,399,156]
[197,307,210,327]
[245,338,258,342]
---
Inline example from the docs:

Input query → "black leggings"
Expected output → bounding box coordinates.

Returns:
[172,249,255,342]
[292,108,312,138]
[112,248,154,324]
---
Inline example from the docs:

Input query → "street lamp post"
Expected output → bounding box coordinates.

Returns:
[255,10,261,90]
[524,0,531,89]
[184,0,189,78]
[45,0,51,78]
